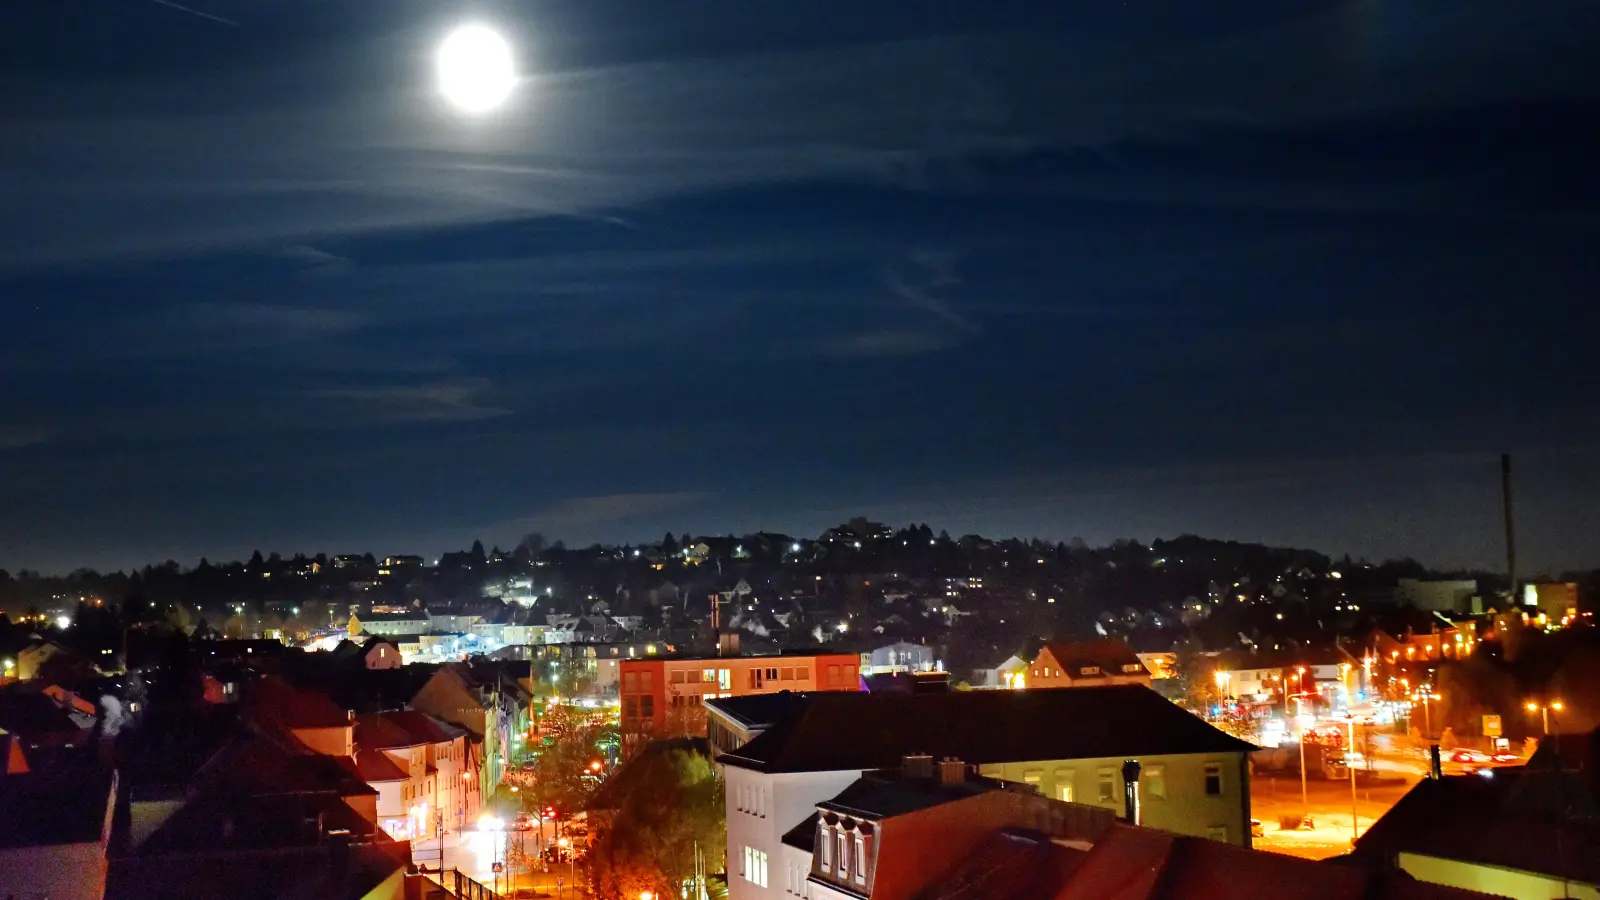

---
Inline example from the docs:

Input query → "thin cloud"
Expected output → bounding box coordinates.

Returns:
[311,378,511,423]
[488,492,713,537]
[1,1,1591,267]
[0,428,50,451]
[148,0,239,27]
[823,328,962,359]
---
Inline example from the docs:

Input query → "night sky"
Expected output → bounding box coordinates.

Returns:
[2,0,1598,574]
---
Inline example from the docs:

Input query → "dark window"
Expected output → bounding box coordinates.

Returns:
[640,695,655,717]
[1204,764,1223,796]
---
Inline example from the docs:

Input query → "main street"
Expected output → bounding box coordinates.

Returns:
[1250,769,1420,859]
[413,830,583,898]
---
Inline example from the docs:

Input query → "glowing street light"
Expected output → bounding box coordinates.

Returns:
[1525,699,1564,735]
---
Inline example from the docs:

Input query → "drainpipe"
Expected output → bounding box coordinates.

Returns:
[1121,759,1142,825]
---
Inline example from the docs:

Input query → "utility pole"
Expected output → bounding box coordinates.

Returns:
[1346,716,1359,846]
[1294,698,1308,808]
[1503,454,1517,607]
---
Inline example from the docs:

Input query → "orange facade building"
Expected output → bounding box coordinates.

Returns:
[620,651,862,735]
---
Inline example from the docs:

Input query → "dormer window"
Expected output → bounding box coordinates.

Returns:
[836,831,849,880]
[854,834,866,885]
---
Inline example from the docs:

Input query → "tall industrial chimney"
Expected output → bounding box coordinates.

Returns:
[1502,454,1517,607]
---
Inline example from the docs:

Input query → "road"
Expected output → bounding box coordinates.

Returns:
[412,830,584,898]
[1249,768,1420,860]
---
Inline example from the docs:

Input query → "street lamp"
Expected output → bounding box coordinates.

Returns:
[1525,699,1564,736]
[557,836,576,900]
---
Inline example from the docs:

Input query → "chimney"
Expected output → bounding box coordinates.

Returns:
[1120,760,1142,824]
[1429,744,1442,780]
[901,754,934,780]
[938,757,965,785]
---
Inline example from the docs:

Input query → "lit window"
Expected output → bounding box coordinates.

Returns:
[1145,766,1166,800]
[1097,769,1115,803]
[1023,770,1042,786]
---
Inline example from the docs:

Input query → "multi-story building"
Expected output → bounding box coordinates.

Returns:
[354,711,476,841]
[1027,640,1151,688]
[715,685,1255,900]
[411,661,531,799]
[619,650,861,737]
[776,758,1486,900]
[859,642,938,676]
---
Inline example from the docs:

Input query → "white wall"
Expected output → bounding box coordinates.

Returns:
[725,767,860,900]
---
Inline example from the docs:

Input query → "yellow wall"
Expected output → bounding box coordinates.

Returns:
[1398,852,1600,900]
[979,752,1249,845]
[359,868,407,900]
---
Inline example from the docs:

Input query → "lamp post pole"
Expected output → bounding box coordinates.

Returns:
[1346,716,1359,846]
[1294,698,1308,807]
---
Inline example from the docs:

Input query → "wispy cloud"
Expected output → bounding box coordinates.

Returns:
[823,328,962,359]
[0,428,50,451]
[311,377,511,423]
[1,1,1590,267]
[488,492,713,537]
[148,0,238,28]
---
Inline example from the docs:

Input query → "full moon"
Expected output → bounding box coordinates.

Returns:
[436,24,516,113]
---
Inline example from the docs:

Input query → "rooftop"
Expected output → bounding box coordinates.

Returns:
[706,690,843,729]
[818,768,1014,820]
[1353,769,1600,884]
[0,754,114,849]
[720,686,1256,773]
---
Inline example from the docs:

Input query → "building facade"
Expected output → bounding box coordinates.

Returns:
[716,686,1255,900]
[1028,640,1151,689]
[620,651,861,736]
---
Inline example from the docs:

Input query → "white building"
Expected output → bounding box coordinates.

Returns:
[715,686,1256,900]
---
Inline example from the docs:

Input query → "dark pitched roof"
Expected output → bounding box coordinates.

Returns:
[912,829,1087,900]
[781,812,820,852]
[249,677,352,730]
[1353,770,1600,884]
[349,749,409,783]
[380,710,466,745]
[354,713,425,750]
[706,691,835,729]
[1040,640,1147,678]
[720,686,1256,773]
[0,754,114,849]
[818,770,1011,819]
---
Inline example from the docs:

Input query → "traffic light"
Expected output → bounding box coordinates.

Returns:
[544,806,557,820]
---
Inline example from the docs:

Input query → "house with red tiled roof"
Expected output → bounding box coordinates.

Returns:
[354,710,477,841]
[1028,639,1151,689]
[246,676,354,757]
